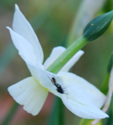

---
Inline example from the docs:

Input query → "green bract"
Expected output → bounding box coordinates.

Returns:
[83,10,113,41]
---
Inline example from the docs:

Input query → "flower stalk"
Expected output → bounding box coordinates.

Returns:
[47,36,87,73]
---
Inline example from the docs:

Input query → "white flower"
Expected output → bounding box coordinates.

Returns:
[7,4,108,119]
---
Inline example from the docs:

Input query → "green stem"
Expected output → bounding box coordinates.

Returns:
[57,98,65,125]
[2,102,19,125]
[47,36,87,73]
[48,97,65,125]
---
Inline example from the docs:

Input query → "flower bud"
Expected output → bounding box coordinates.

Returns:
[83,10,113,41]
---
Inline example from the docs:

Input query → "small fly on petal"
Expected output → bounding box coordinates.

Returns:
[51,77,64,94]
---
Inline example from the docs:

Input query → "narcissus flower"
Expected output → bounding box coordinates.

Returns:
[7,4,108,119]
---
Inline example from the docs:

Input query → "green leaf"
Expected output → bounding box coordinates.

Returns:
[83,10,113,41]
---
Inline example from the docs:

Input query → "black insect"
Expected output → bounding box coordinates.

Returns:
[51,77,64,94]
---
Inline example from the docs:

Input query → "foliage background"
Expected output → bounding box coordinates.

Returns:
[0,0,112,124]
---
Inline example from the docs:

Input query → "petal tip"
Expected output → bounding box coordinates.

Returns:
[6,26,11,30]
[23,106,38,116]
[100,112,109,119]
[80,50,84,54]
[6,27,13,35]
[106,114,109,118]
[7,86,10,93]
[15,4,19,11]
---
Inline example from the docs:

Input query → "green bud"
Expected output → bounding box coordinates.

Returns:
[108,54,113,73]
[83,10,113,41]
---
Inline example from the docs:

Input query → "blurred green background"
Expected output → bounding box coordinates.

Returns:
[0,0,113,124]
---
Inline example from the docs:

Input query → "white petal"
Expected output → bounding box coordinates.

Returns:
[62,97,108,119]
[7,27,37,65]
[27,63,66,97]
[28,63,57,89]
[43,46,66,69]
[58,72,108,119]
[12,4,43,63]
[8,77,48,115]
[43,46,84,72]
[58,72,106,108]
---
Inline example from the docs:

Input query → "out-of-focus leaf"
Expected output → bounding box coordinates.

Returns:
[0,43,17,77]
[0,0,16,8]
[30,1,59,31]
[103,0,113,12]
[80,119,102,125]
